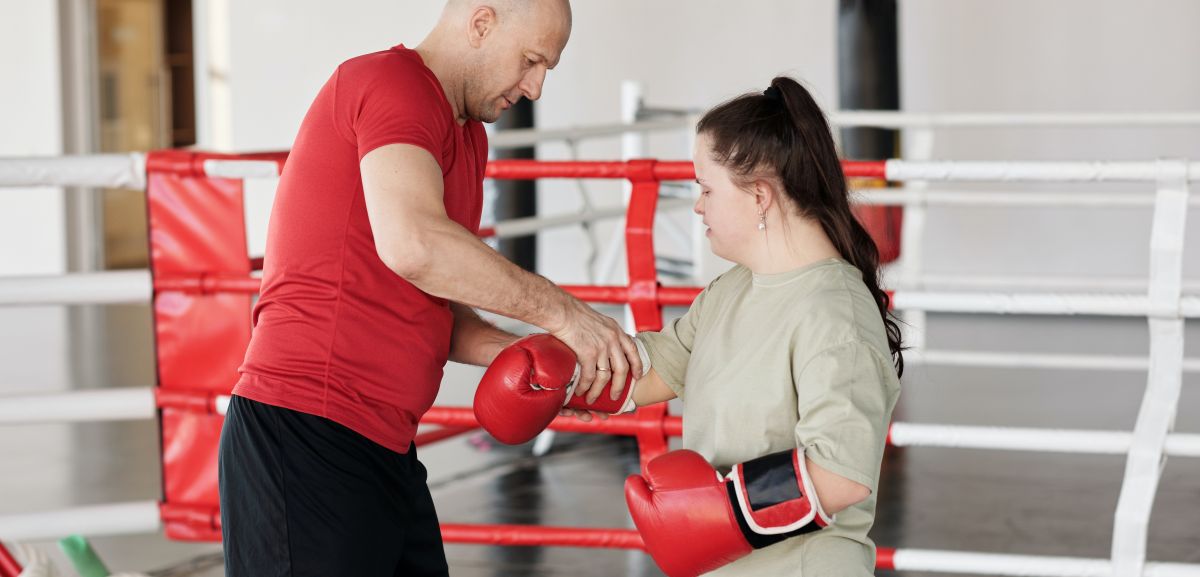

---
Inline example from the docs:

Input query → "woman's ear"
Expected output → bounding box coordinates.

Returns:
[753,179,781,215]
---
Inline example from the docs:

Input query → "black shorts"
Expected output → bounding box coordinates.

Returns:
[218,395,448,577]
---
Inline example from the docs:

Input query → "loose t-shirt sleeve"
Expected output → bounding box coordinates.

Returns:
[792,340,895,492]
[635,277,719,397]
[332,55,451,166]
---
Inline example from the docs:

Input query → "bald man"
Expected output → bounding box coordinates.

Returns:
[217,2,638,575]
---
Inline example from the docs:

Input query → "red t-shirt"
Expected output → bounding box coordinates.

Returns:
[235,45,487,453]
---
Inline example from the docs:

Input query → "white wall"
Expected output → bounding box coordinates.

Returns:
[0,1,66,277]
[0,1,72,392]
[225,1,444,151]
[901,0,1200,282]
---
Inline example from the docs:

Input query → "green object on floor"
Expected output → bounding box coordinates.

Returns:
[58,535,110,577]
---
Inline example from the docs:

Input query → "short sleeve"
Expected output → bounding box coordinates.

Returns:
[792,340,897,492]
[635,277,719,397]
[333,54,452,166]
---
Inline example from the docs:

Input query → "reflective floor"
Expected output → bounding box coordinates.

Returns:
[1,304,1198,576]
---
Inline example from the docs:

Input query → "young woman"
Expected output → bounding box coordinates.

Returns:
[609,76,901,576]
[473,76,902,576]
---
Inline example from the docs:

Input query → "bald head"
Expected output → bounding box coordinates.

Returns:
[421,0,572,123]
[434,0,571,67]
[443,0,572,29]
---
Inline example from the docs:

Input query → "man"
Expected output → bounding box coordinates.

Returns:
[218,2,641,575]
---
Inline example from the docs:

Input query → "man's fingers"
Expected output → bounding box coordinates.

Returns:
[622,333,644,379]
[587,358,613,404]
[575,349,598,398]
[576,371,594,397]
[608,345,630,402]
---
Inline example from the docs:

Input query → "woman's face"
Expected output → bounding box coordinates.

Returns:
[693,132,763,265]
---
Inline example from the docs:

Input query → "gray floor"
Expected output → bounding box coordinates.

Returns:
[1,304,1198,576]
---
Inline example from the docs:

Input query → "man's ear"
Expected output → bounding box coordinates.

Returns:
[467,6,497,48]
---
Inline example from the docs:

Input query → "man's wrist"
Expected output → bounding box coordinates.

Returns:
[483,332,522,365]
[535,286,573,334]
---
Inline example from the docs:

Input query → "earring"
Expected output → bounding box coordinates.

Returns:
[757,212,766,231]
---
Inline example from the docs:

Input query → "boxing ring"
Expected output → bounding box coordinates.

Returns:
[0,149,1197,576]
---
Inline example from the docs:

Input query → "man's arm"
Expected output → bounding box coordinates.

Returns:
[449,302,520,366]
[361,143,643,393]
[362,144,569,329]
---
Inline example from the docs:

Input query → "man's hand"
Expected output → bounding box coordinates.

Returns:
[557,406,609,422]
[546,298,644,406]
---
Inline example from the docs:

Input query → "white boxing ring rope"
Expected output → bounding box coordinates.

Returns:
[7,387,1200,458]
[831,110,1200,129]
[0,269,152,306]
[2,153,1199,576]
[537,110,1200,137]
[3,275,1200,376]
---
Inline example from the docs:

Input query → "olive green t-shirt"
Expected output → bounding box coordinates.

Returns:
[637,258,901,576]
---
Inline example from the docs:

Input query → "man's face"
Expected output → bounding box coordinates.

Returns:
[464,3,570,123]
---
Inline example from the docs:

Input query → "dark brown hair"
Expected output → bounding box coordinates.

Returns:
[696,76,904,377]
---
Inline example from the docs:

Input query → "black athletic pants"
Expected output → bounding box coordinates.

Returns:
[218,395,449,577]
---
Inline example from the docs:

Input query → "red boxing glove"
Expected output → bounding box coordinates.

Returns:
[473,334,648,444]
[625,448,832,577]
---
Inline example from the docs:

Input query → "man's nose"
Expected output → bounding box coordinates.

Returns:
[520,67,547,101]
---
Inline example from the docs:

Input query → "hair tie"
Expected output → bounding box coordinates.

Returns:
[763,85,782,101]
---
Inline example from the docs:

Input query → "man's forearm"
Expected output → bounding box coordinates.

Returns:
[448,303,520,366]
[401,220,573,331]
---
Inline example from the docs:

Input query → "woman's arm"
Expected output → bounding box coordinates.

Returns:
[807,457,872,515]
[632,367,677,406]
[790,341,897,516]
